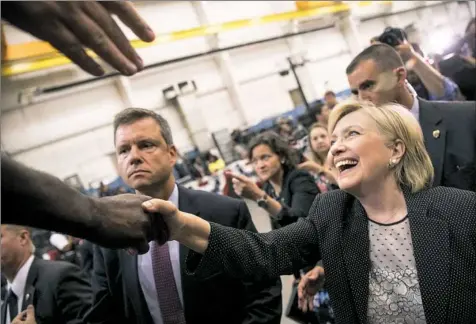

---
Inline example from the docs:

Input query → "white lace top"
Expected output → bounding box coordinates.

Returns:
[367,217,427,324]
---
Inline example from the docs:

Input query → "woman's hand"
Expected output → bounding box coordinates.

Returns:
[142,199,211,253]
[297,266,325,313]
[12,305,36,324]
[230,173,265,201]
[142,199,184,242]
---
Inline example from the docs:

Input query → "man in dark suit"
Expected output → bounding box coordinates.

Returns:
[345,43,476,189]
[0,225,92,324]
[84,108,282,324]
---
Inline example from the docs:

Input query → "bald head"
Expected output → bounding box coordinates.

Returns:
[3,225,32,235]
[346,43,404,75]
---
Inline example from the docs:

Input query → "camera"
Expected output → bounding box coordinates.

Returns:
[378,27,407,47]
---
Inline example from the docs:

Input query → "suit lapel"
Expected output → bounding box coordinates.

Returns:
[177,186,201,317]
[418,99,446,186]
[341,199,370,324]
[405,188,450,324]
[21,258,39,312]
[1,298,6,323]
[120,252,148,322]
[0,259,39,322]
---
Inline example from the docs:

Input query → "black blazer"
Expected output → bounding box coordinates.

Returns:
[187,187,476,324]
[262,168,319,230]
[1,258,92,324]
[419,98,476,190]
[85,186,282,324]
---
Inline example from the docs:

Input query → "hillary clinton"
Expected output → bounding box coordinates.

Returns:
[143,100,476,324]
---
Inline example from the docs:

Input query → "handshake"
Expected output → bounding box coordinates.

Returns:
[89,194,179,253]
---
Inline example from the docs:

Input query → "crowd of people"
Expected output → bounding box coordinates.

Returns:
[1,2,475,324]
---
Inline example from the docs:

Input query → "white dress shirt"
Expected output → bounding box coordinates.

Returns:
[406,80,420,121]
[137,184,183,324]
[5,255,35,324]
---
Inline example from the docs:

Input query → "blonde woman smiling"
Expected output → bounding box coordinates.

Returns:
[142,100,476,324]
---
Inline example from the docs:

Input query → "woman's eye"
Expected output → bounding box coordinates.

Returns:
[349,130,360,137]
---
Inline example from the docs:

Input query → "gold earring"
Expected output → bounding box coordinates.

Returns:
[388,159,396,168]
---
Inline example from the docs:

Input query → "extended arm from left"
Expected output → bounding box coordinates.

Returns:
[1,155,154,253]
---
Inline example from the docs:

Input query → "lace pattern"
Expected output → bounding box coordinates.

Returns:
[368,266,426,324]
[367,217,427,324]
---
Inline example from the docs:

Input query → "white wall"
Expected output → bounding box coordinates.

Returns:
[1,1,470,186]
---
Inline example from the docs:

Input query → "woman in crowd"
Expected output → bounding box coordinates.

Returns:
[230,131,318,231]
[229,131,320,321]
[143,100,476,324]
[299,123,337,192]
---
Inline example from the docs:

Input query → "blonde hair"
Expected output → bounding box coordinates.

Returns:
[306,123,329,166]
[328,99,434,192]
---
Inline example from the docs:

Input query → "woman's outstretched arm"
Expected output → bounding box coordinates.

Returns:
[142,197,321,281]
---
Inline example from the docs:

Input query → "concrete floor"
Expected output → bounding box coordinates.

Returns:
[245,199,298,324]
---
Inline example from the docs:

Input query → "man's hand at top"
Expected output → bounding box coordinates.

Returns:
[2,1,155,76]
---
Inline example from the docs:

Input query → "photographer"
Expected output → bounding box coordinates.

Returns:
[437,18,476,101]
[377,27,463,101]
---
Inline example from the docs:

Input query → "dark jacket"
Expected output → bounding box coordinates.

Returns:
[262,168,319,230]
[418,98,476,190]
[187,186,476,324]
[84,186,282,324]
[1,258,92,324]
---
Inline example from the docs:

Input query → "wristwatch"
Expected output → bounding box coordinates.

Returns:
[256,194,269,209]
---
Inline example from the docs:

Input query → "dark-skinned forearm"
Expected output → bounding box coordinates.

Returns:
[1,154,100,237]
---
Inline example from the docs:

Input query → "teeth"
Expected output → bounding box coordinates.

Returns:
[335,160,358,169]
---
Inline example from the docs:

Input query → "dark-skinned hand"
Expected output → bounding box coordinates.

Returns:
[2,1,155,76]
[92,194,170,254]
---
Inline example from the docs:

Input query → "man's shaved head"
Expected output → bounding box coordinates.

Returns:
[346,43,404,75]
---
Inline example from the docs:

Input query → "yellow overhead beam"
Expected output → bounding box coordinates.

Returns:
[295,1,339,11]
[2,1,391,77]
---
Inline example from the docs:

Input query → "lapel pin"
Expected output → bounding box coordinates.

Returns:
[432,129,440,139]
[26,293,29,300]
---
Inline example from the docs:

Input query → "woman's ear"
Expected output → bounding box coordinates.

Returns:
[391,139,406,163]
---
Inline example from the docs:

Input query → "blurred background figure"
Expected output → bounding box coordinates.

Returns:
[231,131,318,231]
[437,18,476,100]
[276,116,308,145]
[231,129,249,160]
[323,90,338,110]
[0,225,91,324]
[299,123,337,192]
[205,151,226,174]
[375,26,464,101]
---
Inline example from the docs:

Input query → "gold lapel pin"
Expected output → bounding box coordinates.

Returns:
[432,129,440,139]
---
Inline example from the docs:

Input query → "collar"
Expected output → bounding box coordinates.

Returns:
[7,255,34,298]
[169,183,179,207]
[410,95,420,120]
[406,81,420,120]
